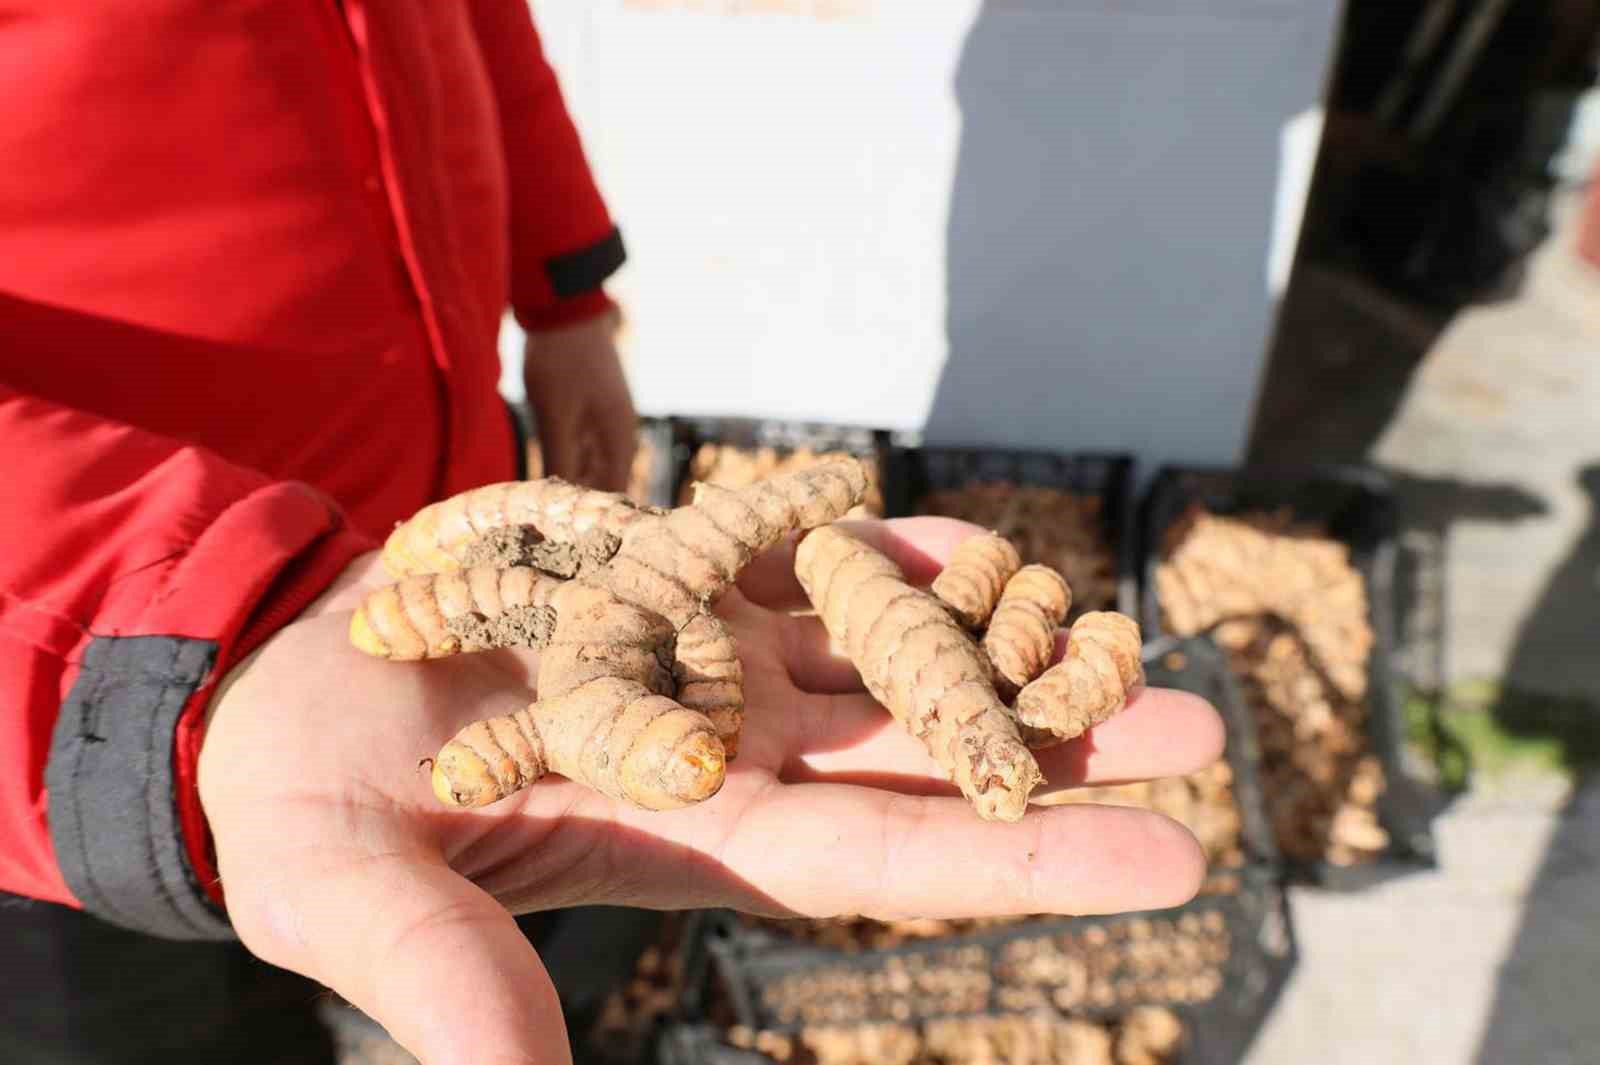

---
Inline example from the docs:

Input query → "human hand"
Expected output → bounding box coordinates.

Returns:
[522,311,637,492]
[199,519,1222,1065]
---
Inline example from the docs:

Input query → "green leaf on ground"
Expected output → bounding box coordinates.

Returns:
[1405,680,1600,792]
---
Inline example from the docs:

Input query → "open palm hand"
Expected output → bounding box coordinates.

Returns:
[200,518,1222,1065]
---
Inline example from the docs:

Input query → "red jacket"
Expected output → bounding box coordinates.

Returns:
[0,0,623,938]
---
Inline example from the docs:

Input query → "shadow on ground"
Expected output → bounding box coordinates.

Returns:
[1495,464,1600,703]
[1471,776,1600,1065]
[1469,465,1600,1064]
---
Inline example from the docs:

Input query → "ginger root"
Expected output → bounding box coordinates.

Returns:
[352,461,870,810]
[795,526,1143,821]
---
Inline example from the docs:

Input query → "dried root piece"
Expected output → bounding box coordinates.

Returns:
[431,676,723,810]
[984,565,1072,700]
[681,441,886,518]
[1015,612,1144,742]
[924,1015,1115,1065]
[796,526,1042,821]
[674,611,745,757]
[380,478,654,578]
[917,481,1119,619]
[1115,1006,1185,1065]
[356,461,870,812]
[796,523,1143,820]
[931,531,1022,629]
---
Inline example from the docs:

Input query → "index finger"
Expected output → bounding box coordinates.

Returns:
[737,516,986,611]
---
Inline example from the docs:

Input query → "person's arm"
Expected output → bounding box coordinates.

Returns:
[468,0,638,492]
[468,0,623,332]
[0,383,372,938]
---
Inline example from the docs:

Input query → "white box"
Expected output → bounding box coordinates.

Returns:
[514,0,1341,474]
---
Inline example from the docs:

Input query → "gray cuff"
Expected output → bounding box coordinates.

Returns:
[47,636,235,941]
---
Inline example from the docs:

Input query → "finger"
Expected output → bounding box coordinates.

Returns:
[536,409,580,484]
[600,411,640,496]
[227,838,570,1065]
[577,423,618,493]
[712,781,1206,918]
[738,516,987,611]
[785,686,1224,792]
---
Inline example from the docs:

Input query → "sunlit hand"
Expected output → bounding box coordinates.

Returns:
[522,310,637,493]
[199,518,1222,1065]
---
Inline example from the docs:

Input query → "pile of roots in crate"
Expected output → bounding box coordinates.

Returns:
[679,438,886,518]
[914,481,1118,620]
[736,909,1233,1026]
[722,1006,1186,1065]
[1153,503,1389,869]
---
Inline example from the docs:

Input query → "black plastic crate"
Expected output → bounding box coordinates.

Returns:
[1138,636,1280,875]
[569,909,719,1065]
[654,1024,765,1065]
[885,446,1137,618]
[685,860,1289,1065]
[686,635,1292,1057]
[643,650,1289,1065]
[538,908,668,1028]
[666,417,892,513]
[1137,464,1442,890]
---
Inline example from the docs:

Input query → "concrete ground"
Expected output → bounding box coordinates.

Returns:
[1371,191,1600,694]
[1249,777,1598,1065]
[1242,189,1600,1065]
[1254,190,1599,698]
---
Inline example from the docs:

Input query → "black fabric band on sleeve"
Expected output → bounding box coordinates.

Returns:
[47,636,234,941]
[545,226,626,300]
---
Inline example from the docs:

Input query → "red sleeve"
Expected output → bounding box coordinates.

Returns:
[468,0,626,332]
[0,384,373,939]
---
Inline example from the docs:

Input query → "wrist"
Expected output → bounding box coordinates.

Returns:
[519,289,617,335]
[300,549,388,617]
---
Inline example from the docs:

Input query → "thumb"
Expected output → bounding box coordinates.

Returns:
[231,849,570,1065]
